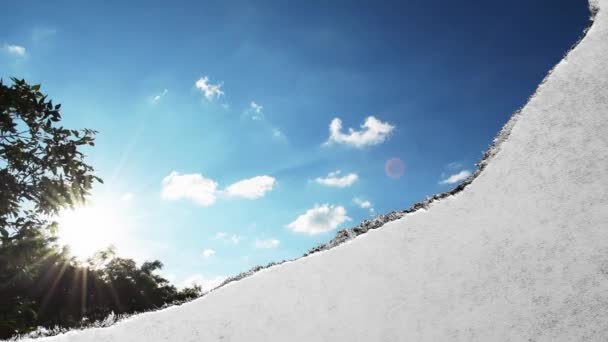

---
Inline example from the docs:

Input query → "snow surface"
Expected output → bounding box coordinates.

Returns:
[25,1,608,340]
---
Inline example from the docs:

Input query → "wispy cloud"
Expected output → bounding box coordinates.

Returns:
[245,101,264,120]
[4,44,26,57]
[254,238,280,249]
[439,170,472,184]
[325,116,394,148]
[447,161,463,170]
[353,197,375,215]
[195,76,224,101]
[315,170,358,188]
[161,171,219,206]
[241,101,287,142]
[152,89,168,103]
[161,172,276,206]
[214,232,243,245]
[287,204,350,235]
[202,249,216,258]
[182,274,226,292]
[230,235,243,244]
[224,175,276,199]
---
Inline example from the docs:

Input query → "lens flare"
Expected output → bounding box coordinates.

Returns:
[385,158,406,179]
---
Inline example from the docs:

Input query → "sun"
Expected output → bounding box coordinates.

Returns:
[56,203,125,261]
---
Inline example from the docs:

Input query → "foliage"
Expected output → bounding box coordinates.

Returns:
[0,77,101,241]
[0,79,201,339]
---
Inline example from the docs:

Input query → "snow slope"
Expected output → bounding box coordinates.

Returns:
[28,1,608,341]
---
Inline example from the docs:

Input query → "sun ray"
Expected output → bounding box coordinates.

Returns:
[38,258,71,315]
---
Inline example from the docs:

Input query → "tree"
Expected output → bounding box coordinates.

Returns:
[0,79,201,339]
[0,77,101,241]
[0,78,101,337]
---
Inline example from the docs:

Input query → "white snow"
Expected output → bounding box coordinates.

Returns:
[25,0,608,340]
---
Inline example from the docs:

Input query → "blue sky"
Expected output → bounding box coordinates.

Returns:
[1,0,589,289]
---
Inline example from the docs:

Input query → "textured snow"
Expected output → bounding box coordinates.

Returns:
[25,0,608,340]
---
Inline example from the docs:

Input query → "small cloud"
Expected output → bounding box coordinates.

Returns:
[250,101,263,114]
[287,204,350,235]
[215,232,244,245]
[161,171,218,206]
[353,197,372,209]
[439,170,472,184]
[325,116,394,148]
[195,76,224,101]
[183,274,226,293]
[353,197,375,216]
[254,238,280,249]
[249,101,264,120]
[152,89,168,103]
[315,170,358,188]
[120,192,134,201]
[242,101,264,120]
[4,44,26,57]
[224,175,276,199]
[202,249,216,258]
[272,127,287,141]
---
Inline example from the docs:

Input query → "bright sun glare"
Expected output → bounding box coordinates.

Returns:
[57,204,124,260]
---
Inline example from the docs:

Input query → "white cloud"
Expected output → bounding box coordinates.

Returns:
[202,249,216,258]
[195,76,224,101]
[183,274,226,293]
[120,192,134,201]
[287,204,350,235]
[250,101,263,114]
[161,172,275,205]
[161,171,218,206]
[254,238,280,249]
[325,116,394,148]
[215,232,244,245]
[315,170,358,188]
[353,197,375,216]
[249,101,264,120]
[353,197,372,209]
[224,175,276,199]
[440,170,472,184]
[5,44,26,56]
[152,89,168,103]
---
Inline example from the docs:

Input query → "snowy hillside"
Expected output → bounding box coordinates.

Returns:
[25,0,608,341]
